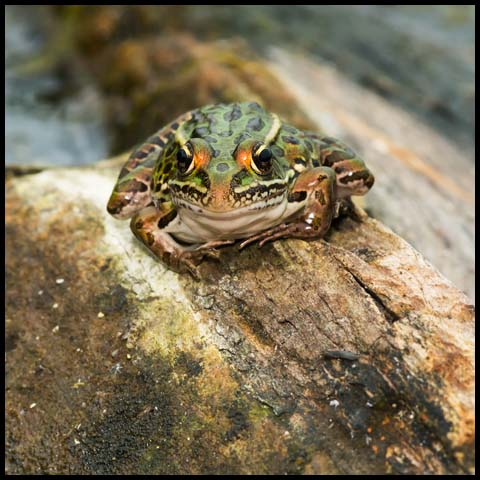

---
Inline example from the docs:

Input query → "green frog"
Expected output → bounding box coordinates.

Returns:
[107,102,374,276]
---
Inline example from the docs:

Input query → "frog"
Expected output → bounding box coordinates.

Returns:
[107,102,374,277]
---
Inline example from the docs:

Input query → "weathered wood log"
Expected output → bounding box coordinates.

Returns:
[4,28,474,474]
[268,48,475,301]
[5,155,474,474]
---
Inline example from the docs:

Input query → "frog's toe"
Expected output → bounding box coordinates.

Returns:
[202,249,222,261]
[239,224,289,250]
[257,225,293,248]
[178,254,202,280]
[238,234,262,250]
[195,239,235,250]
[185,263,201,281]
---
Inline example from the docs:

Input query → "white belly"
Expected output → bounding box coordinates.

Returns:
[164,197,304,244]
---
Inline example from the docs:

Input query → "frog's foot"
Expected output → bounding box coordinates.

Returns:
[189,239,236,263]
[239,222,317,249]
[175,243,235,277]
[175,250,207,280]
[131,206,210,279]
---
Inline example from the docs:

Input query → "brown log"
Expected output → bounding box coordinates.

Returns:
[5,155,474,474]
[4,30,474,474]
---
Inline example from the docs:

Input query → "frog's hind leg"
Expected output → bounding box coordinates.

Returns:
[319,136,374,198]
[309,135,375,199]
[107,142,162,219]
[130,205,220,278]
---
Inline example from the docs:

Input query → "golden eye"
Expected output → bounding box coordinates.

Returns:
[251,144,273,175]
[176,143,195,175]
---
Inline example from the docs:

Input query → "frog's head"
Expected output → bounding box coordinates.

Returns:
[168,137,288,213]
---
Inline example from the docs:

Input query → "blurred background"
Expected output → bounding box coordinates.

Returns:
[5,5,475,298]
[5,5,474,166]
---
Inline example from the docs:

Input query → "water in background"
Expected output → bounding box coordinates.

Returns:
[5,6,108,166]
[4,5,475,167]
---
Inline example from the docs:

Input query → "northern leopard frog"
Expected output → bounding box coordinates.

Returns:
[107,102,374,276]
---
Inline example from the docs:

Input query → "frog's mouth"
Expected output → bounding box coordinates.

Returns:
[172,191,287,219]
[169,179,288,215]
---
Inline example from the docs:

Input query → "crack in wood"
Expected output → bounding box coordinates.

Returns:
[343,267,401,324]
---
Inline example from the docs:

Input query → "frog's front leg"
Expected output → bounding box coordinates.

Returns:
[130,205,231,278]
[239,166,336,249]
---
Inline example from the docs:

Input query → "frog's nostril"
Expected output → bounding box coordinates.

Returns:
[215,162,230,173]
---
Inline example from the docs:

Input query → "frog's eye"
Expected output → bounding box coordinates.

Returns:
[176,143,195,175]
[251,144,273,175]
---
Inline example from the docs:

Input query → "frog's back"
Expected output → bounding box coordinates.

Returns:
[179,102,277,154]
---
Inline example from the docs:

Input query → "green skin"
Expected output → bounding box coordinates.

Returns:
[107,102,374,277]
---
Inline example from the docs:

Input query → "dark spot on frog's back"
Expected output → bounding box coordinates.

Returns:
[247,102,263,112]
[192,110,205,122]
[151,136,166,147]
[323,151,344,166]
[246,117,265,132]
[135,150,149,159]
[119,166,131,178]
[192,126,210,137]
[282,125,298,134]
[204,135,218,144]
[224,104,242,121]
[165,143,177,156]
[162,161,173,175]
[234,132,251,144]
[282,135,300,145]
